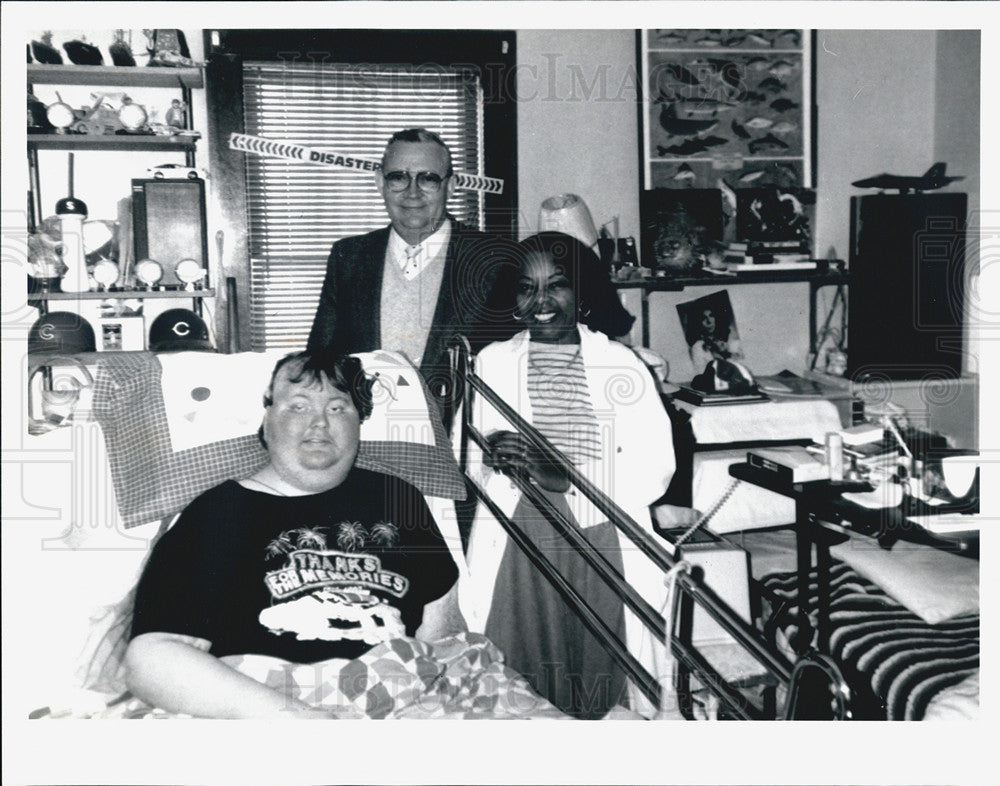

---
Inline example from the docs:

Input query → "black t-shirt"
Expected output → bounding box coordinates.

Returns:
[131,469,458,663]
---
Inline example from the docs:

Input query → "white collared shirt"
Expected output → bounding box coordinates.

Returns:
[387,220,452,281]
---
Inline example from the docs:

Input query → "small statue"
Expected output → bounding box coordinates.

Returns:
[144,29,196,67]
[30,31,62,64]
[651,208,707,273]
[165,99,187,129]
[109,29,136,67]
[63,36,104,66]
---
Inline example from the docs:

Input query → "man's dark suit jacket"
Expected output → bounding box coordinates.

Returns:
[307,219,518,398]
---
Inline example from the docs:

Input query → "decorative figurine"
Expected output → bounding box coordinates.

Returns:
[56,198,89,293]
[175,258,207,290]
[165,98,187,129]
[144,29,197,67]
[135,259,164,290]
[27,92,52,131]
[54,154,89,293]
[118,96,149,132]
[63,36,104,66]
[27,228,66,292]
[109,29,136,67]
[825,349,847,377]
[92,259,121,291]
[30,32,62,64]
[45,93,77,133]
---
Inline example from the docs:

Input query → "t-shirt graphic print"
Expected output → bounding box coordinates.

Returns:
[130,470,458,663]
[259,522,409,645]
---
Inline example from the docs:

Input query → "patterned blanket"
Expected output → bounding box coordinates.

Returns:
[32,633,567,720]
[760,561,979,720]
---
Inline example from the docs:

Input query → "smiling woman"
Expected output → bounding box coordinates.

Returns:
[515,249,578,346]
[464,232,675,718]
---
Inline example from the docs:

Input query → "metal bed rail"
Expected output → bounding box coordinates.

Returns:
[447,337,846,719]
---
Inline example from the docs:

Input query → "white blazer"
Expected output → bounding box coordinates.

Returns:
[461,326,676,716]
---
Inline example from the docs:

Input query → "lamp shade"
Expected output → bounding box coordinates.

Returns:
[538,193,599,247]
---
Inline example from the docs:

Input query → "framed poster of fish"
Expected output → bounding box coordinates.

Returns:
[639,29,815,199]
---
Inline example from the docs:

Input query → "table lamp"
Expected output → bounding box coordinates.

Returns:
[538,194,599,247]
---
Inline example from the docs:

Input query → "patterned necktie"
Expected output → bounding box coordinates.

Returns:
[403,244,423,280]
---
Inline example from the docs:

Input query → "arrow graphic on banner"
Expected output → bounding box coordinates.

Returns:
[228,133,504,194]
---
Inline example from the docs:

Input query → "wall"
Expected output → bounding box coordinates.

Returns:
[813,30,940,260]
[515,30,641,240]
[935,30,982,378]
[934,31,981,225]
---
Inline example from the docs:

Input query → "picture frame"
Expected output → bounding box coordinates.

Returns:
[639,187,723,272]
[676,289,744,370]
[638,29,816,193]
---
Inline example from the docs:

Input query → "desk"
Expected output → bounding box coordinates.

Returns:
[729,462,978,654]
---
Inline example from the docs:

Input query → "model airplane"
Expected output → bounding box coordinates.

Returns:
[852,163,963,194]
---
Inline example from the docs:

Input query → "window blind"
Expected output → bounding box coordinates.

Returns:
[242,62,485,349]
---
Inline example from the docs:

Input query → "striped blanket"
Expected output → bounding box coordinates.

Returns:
[760,561,979,720]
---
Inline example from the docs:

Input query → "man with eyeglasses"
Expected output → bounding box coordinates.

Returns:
[308,128,515,404]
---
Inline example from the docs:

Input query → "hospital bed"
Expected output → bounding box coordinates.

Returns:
[19,349,567,720]
[446,337,980,721]
[17,344,978,720]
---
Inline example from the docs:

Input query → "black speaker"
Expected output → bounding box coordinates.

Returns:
[131,178,209,287]
[848,193,967,380]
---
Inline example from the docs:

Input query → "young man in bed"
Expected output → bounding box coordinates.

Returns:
[124,351,466,718]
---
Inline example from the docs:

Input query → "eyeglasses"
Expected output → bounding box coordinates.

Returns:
[382,170,450,194]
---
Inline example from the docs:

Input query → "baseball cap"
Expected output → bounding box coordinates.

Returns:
[148,308,215,352]
[28,311,97,355]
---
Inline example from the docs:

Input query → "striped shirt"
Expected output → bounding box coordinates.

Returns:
[526,342,602,464]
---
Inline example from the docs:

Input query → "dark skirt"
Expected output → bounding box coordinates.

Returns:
[484,491,628,719]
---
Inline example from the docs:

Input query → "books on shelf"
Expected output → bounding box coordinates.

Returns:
[725,256,817,272]
[843,438,900,466]
[839,423,885,446]
[721,241,817,272]
[673,385,770,407]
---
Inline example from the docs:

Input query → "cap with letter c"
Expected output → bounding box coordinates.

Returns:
[148,308,214,352]
[28,311,97,355]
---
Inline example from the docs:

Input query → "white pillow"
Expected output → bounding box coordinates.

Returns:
[831,533,978,624]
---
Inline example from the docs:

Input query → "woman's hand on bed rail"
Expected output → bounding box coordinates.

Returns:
[485,430,570,493]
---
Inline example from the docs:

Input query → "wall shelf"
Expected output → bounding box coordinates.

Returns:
[29,288,215,302]
[28,134,198,153]
[615,267,849,351]
[27,61,204,225]
[613,268,849,291]
[27,63,204,89]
